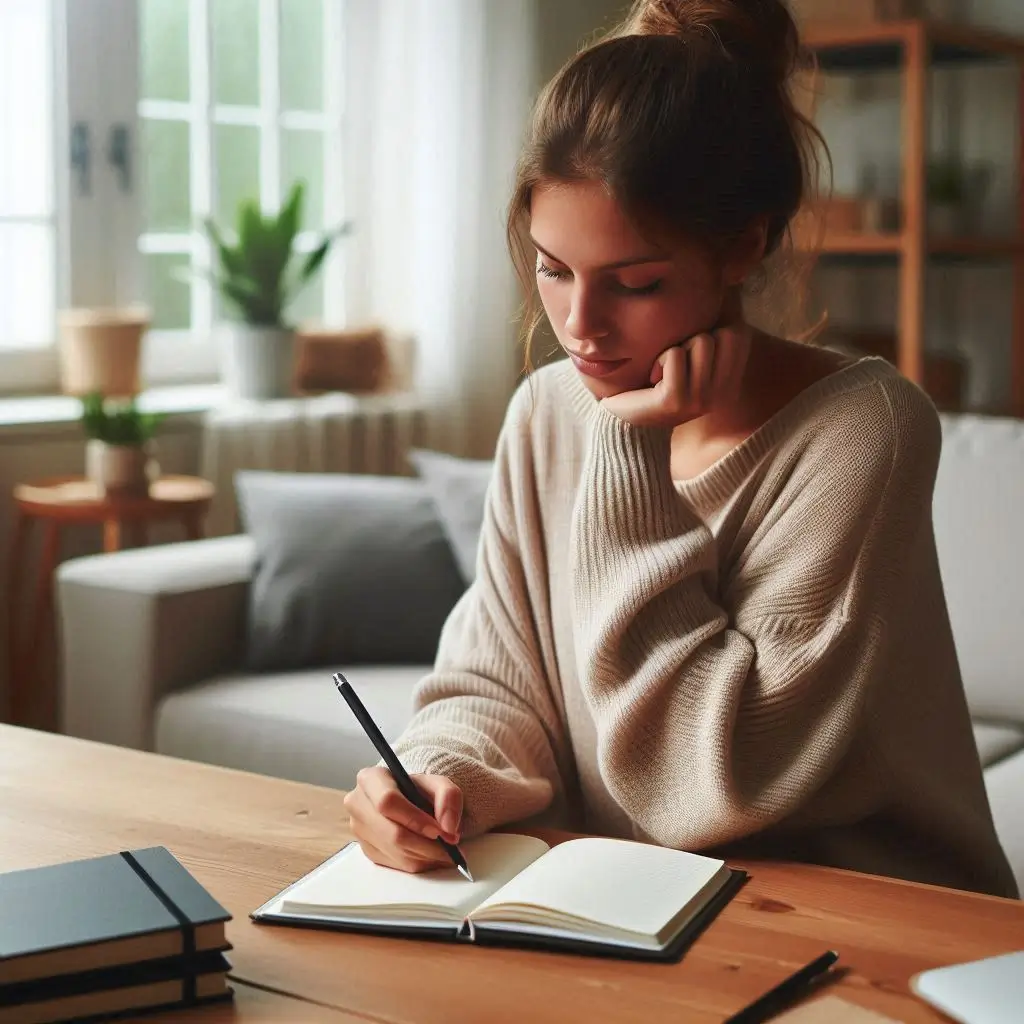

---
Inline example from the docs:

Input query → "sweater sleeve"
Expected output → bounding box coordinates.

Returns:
[571,378,941,851]
[390,388,567,837]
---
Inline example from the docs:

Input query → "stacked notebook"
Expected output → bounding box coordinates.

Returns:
[0,847,233,1023]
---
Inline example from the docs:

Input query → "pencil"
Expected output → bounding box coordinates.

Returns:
[724,950,839,1023]
[332,671,474,882]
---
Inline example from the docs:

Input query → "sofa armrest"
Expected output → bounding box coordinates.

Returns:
[57,535,255,751]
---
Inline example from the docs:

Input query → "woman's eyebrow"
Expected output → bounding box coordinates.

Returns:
[530,237,670,271]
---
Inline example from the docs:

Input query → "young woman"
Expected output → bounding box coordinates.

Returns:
[344,0,1018,898]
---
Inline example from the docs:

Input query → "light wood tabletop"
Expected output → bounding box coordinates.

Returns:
[1,724,1021,1023]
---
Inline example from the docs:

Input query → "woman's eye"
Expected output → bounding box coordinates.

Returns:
[536,262,569,281]
[615,280,662,296]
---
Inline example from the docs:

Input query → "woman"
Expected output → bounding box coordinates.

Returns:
[344,0,1017,898]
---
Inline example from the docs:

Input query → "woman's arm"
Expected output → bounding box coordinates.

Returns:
[571,376,942,850]
[390,386,569,837]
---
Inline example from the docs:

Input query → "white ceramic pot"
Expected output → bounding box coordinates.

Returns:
[219,324,295,401]
[58,306,150,398]
[85,440,156,496]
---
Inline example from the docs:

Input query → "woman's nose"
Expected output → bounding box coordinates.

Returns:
[565,283,609,343]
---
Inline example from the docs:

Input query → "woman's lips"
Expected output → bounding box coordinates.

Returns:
[567,352,630,378]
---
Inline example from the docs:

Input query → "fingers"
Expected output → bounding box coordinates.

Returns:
[356,767,445,840]
[417,774,464,839]
[344,768,463,875]
[684,333,715,408]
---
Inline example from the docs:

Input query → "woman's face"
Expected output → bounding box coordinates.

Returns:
[530,179,727,398]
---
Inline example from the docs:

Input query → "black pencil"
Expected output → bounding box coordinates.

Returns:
[724,950,839,1023]
[332,671,474,882]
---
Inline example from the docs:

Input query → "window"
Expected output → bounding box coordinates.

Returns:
[0,0,59,391]
[0,0,347,394]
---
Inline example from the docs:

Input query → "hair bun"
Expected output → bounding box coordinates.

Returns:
[619,0,800,88]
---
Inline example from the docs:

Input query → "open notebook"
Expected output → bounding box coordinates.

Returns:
[251,833,746,961]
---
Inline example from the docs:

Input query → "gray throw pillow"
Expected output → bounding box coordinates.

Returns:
[409,449,494,584]
[236,471,466,672]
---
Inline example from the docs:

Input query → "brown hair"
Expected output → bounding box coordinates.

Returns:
[507,0,830,366]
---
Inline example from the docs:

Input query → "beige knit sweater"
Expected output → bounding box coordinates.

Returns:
[393,356,1018,899]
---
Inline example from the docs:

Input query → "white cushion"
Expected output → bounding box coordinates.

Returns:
[935,414,1024,723]
[154,665,426,790]
[984,750,1024,894]
[973,722,1024,768]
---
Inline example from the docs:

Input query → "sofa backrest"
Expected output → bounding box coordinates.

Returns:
[934,413,1024,724]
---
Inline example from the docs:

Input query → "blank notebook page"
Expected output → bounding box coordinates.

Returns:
[474,837,724,936]
[280,833,549,919]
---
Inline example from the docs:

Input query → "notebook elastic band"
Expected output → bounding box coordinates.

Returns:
[119,851,197,1003]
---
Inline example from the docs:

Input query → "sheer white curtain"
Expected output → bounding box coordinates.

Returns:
[344,0,538,457]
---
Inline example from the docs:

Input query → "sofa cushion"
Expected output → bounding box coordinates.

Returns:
[935,415,1024,724]
[235,471,465,672]
[153,665,426,790]
[409,449,493,584]
[983,749,1024,894]
[972,722,1024,768]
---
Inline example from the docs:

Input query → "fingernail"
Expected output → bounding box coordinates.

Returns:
[423,825,440,840]
[442,811,459,835]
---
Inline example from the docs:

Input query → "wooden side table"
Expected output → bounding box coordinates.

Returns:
[6,475,214,731]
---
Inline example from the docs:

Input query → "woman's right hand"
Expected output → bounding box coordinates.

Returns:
[343,766,464,873]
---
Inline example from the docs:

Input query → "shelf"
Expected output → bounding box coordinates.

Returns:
[801,18,1024,73]
[805,233,1024,262]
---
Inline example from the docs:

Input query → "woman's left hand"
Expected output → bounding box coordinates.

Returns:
[600,324,751,429]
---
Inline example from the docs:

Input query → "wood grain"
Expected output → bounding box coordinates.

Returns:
[1,725,1021,1024]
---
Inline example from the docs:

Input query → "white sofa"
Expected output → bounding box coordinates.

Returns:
[56,412,1024,891]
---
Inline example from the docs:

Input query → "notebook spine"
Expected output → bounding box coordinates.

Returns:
[456,920,476,943]
[118,852,197,1001]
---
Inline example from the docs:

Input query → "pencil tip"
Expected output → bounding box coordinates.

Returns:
[458,865,474,882]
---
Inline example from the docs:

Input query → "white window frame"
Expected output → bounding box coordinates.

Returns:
[0,0,349,396]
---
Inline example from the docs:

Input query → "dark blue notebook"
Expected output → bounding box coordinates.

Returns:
[0,846,231,987]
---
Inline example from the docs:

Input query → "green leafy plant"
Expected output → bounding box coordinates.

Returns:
[927,160,967,205]
[201,180,351,328]
[80,392,165,447]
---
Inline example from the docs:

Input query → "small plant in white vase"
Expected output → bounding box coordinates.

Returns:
[81,392,165,496]
[202,180,350,401]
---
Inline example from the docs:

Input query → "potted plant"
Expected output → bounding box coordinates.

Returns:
[927,159,968,237]
[58,305,150,398]
[80,392,165,496]
[202,180,350,400]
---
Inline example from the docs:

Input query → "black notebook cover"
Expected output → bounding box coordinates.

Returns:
[0,950,230,1009]
[0,847,231,986]
[251,847,747,964]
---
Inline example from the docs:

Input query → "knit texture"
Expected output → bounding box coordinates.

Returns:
[393,356,1018,898]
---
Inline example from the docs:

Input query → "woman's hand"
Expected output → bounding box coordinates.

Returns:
[600,324,751,429]
[343,767,464,873]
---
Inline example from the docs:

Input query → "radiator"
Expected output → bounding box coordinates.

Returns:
[200,391,430,536]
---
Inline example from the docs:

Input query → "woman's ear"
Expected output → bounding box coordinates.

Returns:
[722,217,768,287]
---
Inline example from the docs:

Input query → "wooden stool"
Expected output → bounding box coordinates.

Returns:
[6,475,214,731]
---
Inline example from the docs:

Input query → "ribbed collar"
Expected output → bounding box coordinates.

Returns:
[558,354,900,510]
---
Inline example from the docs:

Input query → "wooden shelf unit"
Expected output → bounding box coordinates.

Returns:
[800,18,1024,416]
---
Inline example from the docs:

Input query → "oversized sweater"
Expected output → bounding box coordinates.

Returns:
[392,355,1018,899]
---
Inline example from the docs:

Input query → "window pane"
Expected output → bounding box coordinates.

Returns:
[286,271,324,327]
[212,0,259,106]
[214,124,261,226]
[140,0,190,102]
[0,225,54,348]
[281,130,324,230]
[142,118,192,232]
[0,0,51,217]
[144,253,191,330]
[280,0,324,112]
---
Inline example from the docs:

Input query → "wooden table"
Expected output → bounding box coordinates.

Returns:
[1,724,1022,1023]
[6,475,213,730]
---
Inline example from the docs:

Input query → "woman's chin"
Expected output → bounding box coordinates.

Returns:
[573,369,647,400]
